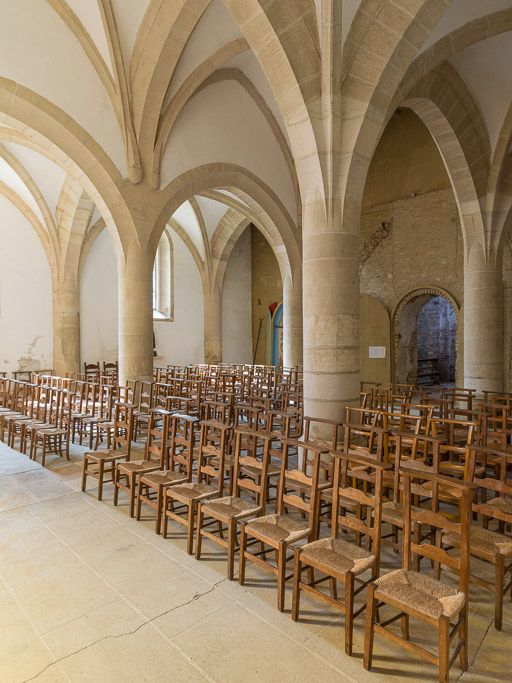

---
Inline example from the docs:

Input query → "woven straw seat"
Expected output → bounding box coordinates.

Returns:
[382,500,404,525]
[140,470,187,486]
[321,487,360,510]
[308,438,332,452]
[487,495,512,515]
[117,459,159,473]
[375,569,465,620]
[85,449,128,462]
[170,481,218,500]
[201,495,259,520]
[241,462,279,478]
[444,525,512,560]
[382,500,422,525]
[246,513,310,543]
[300,537,375,576]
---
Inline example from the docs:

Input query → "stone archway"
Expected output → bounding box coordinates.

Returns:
[392,287,460,385]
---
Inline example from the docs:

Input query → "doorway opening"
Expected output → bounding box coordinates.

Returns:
[394,289,457,386]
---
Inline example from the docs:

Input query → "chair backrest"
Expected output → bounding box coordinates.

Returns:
[84,362,100,380]
[203,400,233,425]
[331,450,391,575]
[165,394,194,414]
[343,407,388,460]
[468,446,512,527]
[401,465,473,596]
[303,415,344,450]
[231,429,272,509]
[197,419,233,494]
[429,417,476,447]
[145,408,172,467]
[112,402,134,456]
[169,413,198,480]
[276,439,325,540]
[137,381,154,414]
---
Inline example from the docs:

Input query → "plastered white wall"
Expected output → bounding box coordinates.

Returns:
[80,228,118,365]
[0,195,53,372]
[0,1,126,174]
[161,80,295,218]
[154,231,204,366]
[222,227,252,363]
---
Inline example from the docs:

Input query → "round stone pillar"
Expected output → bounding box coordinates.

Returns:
[283,271,303,368]
[53,276,80,376]
[464,247,503,392]
[302,196,360,421]
[204,285,222,363]
[118,248,154,384]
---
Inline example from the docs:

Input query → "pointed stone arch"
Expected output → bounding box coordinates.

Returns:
[391,286,461,385]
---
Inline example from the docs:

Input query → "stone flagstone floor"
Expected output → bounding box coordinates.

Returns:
[0,440,510,682]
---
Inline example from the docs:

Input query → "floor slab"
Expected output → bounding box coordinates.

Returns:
[0,439,510,682]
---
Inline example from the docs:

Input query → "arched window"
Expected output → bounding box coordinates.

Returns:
[152,230,174,320]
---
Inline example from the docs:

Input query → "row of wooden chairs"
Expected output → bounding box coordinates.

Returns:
[73,384,512,682]
[3,368,511,682]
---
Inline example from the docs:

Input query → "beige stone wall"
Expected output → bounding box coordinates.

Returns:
[251,225,282,364]
[503,246,512,391]
[359,294,391,386]
[360,188,463,310]
[358,110,464,384]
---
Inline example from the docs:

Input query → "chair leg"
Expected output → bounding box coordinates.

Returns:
[459,609,468,671]
[112,466,119,505]
[400,612,410,640]
[239,524,247,585]
[187,502,195,555]
[136,480,143,521]
[129,474,136,518]
[41,437,47,467]
[162,497,169,539]
[291,549,302,621]
[363,583,377,671]
[156,486,163,534]
[195,505,204,561]
[98,461,105,501]
[496,555,504,630]
[277,541,286,612]
[439,615,450,683]
[344,571,355,656]
[81,457,88,492]
[227,518,236,580]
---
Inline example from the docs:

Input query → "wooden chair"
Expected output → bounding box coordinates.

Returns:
[30,389,72,466]
[113,408,172,518]
[444,446,512,630]
[103,360,118,379]
[363,467,474,683]
[84,361,100,381]
[292,450,391,655]
[136,413,198,533]
[81,402,134,500]
[162,418,232,554]
[239,440,325,611]
[195,429,272,579]
[133,380,154,440]
[80,383,115,450]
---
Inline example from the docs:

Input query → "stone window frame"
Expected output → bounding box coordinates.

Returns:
[152,229,174,322]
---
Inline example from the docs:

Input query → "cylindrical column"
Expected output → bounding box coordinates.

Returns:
[204,285,222,363]
[53,275,80,376]
[283,270,303,368]
[302,195,360,421]
[464,246,503,392]
[118,247,153,384]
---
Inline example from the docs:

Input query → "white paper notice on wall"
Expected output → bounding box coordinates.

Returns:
[369,346,386,359]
